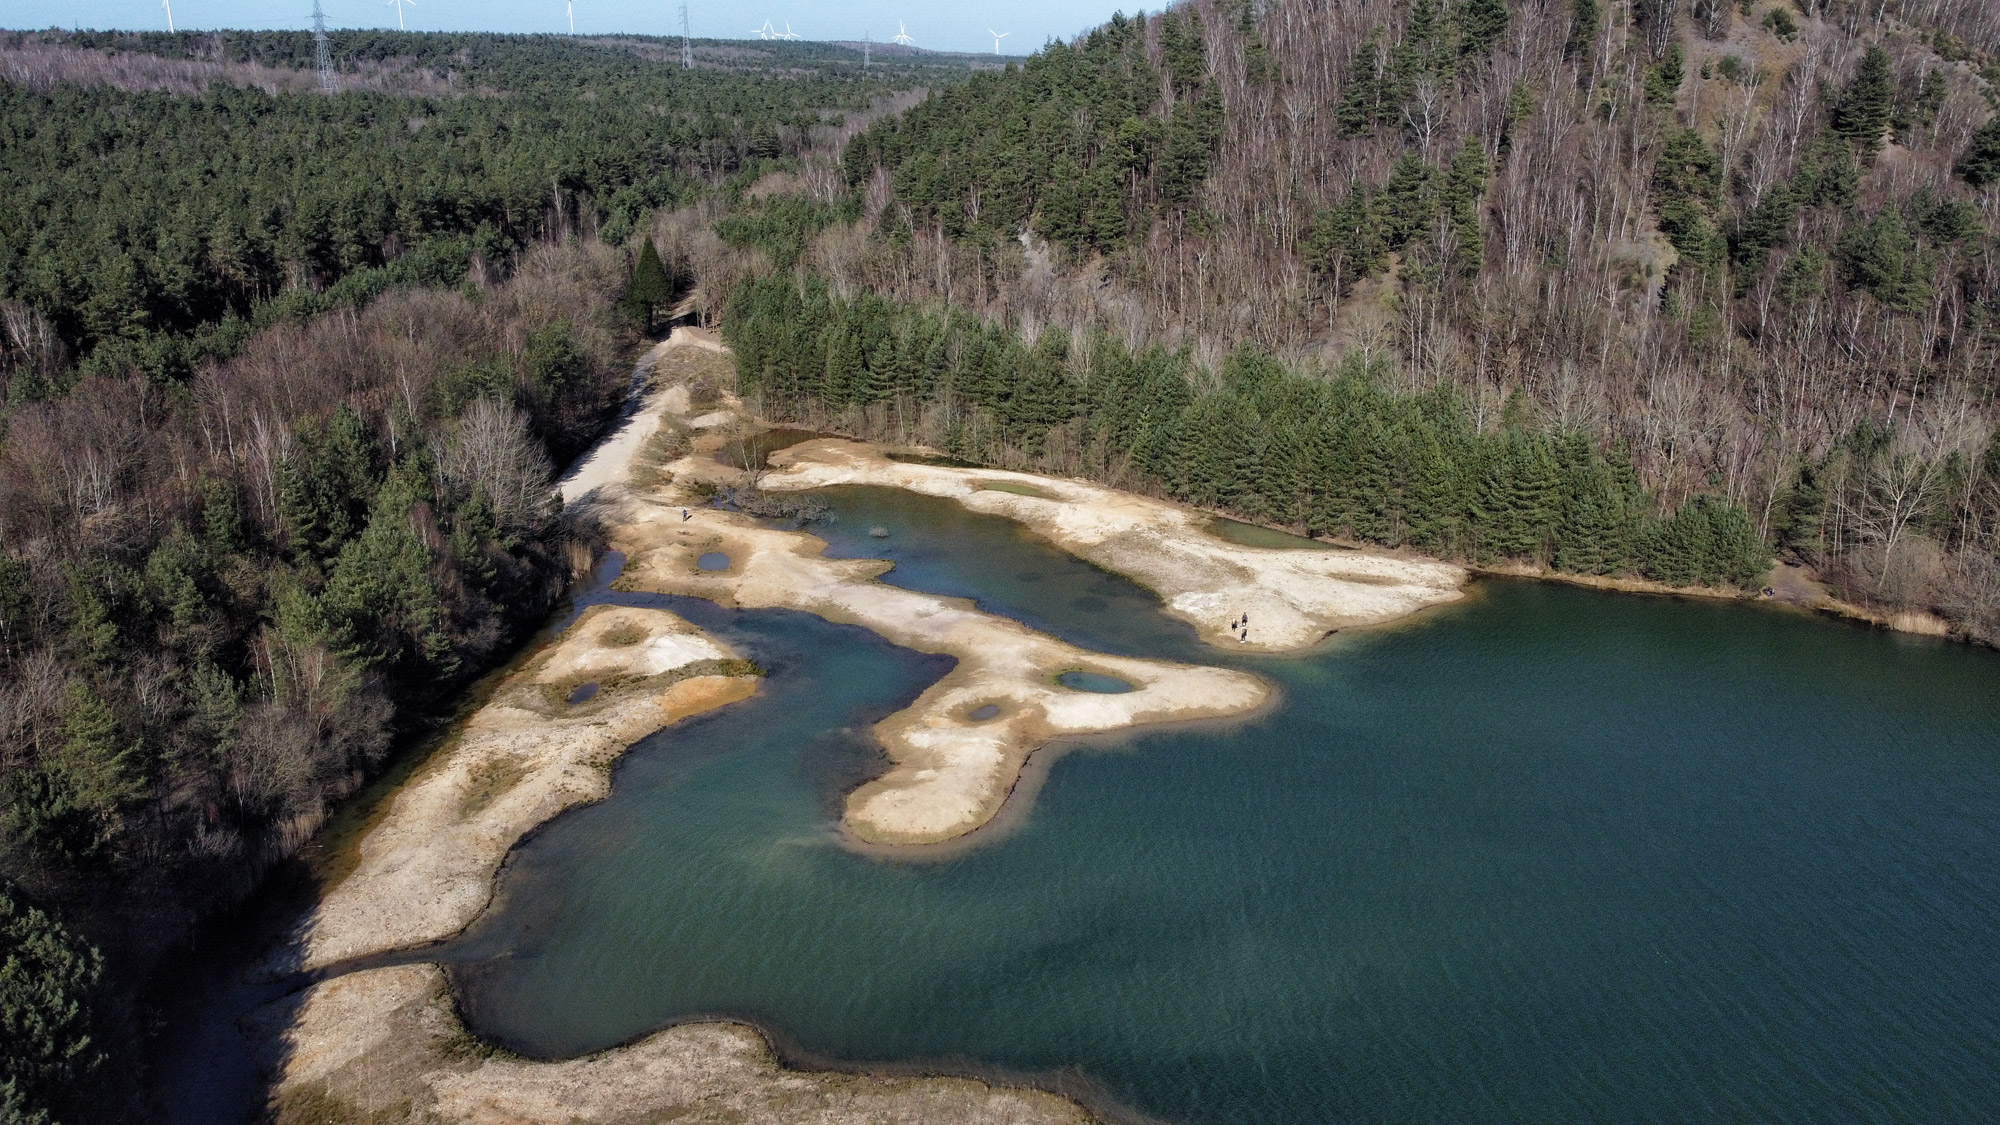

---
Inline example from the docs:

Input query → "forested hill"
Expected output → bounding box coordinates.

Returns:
[0,29,956,389]
[785,0,2000,642]
[0,33,952,1124]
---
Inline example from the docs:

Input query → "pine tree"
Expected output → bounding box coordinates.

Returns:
[1565,0,1600,65]
[1838,209,1932,312]
[1307,187,1389,295]
[1956,113,2000,188]
[1652,129,1724,269]
[1458,0,1509,56]
[1644,43,1685,106]
[0,882,105,1124]
[622,238,675,332]
[1831,46,1894,158]
[1441,137,1489,276]
[318,474,456,678]
[1382,154,1439,247]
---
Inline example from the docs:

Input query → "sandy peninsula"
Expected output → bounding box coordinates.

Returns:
[263,331,1108,1124]
[260,322,1464,1123]
[606,500,1270,845]
[298,601,756,972]
[263,963,1089,1125]
[760,440,1467,652]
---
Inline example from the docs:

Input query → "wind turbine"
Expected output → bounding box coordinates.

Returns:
[387,0,415,30]
[988,28,1008,54]
[750,19,775,39]
[779,21,801,41]
[890,21,914,46]
[162,0,174,32]
[566,1,575,34]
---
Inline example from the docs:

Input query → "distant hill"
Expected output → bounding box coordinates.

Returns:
[796,0,2000,642]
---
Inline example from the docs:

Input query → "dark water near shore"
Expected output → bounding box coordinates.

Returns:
[437,489,1999,1123]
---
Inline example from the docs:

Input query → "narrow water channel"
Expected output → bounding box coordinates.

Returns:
[427,488,2000,1124]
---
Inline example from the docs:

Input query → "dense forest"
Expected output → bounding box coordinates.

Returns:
[0,32,955,1123]
[792,0,2000,642]
[7,4,2000,1120]
[0,29,962,389]
[726,276,1769,585]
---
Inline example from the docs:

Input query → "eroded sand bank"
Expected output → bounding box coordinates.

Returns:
[265,963,1087,1125]
[299,601,756,971]
[264,330,1106,1123]
[760,440,1467,652]
[606,500,1270,846]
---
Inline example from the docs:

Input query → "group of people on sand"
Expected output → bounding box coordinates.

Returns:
[1231,612,1250,642]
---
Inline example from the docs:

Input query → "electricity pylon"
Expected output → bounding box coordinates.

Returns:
[312,0,339,93]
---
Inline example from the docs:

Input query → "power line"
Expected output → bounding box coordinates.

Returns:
[312,0,339,94]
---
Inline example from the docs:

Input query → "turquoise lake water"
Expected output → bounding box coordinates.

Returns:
[440,488,2000,1123]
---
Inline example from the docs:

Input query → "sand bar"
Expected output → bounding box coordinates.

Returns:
[760,440,1466,651]
[263,330,1106,1123]
[606,499,1270,845]
[298,602,757,971]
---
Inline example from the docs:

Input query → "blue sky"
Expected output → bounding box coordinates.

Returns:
[8,1,1134,56]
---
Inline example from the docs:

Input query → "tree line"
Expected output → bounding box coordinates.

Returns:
[801,0,2000,643]
[724,274,1769,588]
[0,30,968,1122]
[0,30,932,392]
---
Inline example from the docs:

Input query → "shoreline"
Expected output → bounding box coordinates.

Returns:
[249,325,1988,1124]
[758,439,1468,653]
[254,329,1153,1123]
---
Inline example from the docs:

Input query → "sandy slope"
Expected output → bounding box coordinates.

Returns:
[761,440,1467,651]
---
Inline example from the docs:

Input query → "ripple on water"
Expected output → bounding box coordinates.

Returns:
[441,495,2000,1125]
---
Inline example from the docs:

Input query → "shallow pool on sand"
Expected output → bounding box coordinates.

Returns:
[439,489,2000,1124]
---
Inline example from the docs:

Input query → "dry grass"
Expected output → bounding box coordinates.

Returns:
[457,755,529,818]
[599,621,648,646]
[974,480,1055,499]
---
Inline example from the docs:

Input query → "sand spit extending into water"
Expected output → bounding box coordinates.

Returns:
[760,441,1467,652]
[299,602,756,972]
[262,963,1088,1125]
[607,498,1269,846]
[263,330,1101,1124]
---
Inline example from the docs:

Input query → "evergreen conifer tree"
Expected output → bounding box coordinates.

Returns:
[623,239,675,332]
[1955,113,2000,188]
[1565,0,1600,65]
[1831,46,1894,157]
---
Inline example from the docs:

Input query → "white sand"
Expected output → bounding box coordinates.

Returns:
[264,330,1101,1124]
[761,440,1467,651]
[299,604,754,971]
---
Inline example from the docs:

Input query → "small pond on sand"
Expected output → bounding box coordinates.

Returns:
[423,485,2000,1124]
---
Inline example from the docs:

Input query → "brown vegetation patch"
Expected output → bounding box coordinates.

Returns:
[975,479,1057,499]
